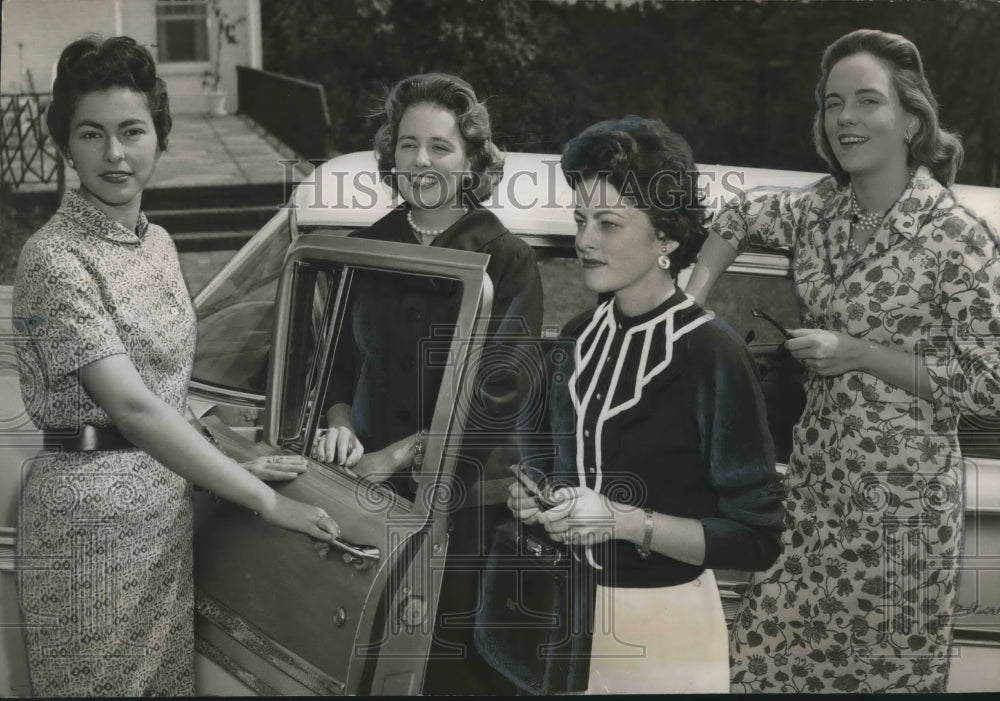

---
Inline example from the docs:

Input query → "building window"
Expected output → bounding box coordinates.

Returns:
[156,0,209,62]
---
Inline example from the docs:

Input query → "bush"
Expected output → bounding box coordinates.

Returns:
[261,0,1000,186]
[0,187,51,285]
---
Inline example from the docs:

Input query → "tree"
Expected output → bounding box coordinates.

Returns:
[259,0,1000,185]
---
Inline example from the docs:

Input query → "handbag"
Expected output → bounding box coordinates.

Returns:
[474,518,593,695]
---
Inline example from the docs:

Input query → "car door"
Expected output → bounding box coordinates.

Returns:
[192,234,493,695]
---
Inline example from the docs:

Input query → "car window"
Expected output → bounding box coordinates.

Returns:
[707,269,800,344]
[537,256,596,335]
[190,211,291,395]
[265,237,491,512]
[271,263,339,447]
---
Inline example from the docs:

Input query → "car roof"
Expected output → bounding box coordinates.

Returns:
[292,151,576,237]
[292,151,1000,236]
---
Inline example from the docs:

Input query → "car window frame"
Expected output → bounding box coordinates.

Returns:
[265,233,494,517]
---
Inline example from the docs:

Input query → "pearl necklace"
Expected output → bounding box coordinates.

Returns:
[406,207,468,238]
[847,190,886,257]
[849,190,884,231]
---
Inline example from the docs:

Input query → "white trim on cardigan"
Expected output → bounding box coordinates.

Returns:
[568,294,714,569]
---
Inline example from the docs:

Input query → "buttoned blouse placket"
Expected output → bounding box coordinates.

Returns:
[572,303,615,491]
[570,297,712,571]
[570,297,712,494]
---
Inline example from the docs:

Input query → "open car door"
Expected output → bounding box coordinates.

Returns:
[192,234,493,695]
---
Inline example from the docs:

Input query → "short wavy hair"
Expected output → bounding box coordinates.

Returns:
[560,116,707,278]
[373,73,504,201]
[46,35,172,153]
[812,28,963,187]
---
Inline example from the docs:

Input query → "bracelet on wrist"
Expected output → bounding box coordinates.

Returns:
[636,507,654,559]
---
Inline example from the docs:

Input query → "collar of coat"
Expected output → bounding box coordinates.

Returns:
[364,198,509,252]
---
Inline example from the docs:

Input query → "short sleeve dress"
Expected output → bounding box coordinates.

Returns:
[13,190,198,696]
[716,168,1000,692]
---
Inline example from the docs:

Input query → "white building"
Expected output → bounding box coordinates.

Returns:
[0,0,262,115]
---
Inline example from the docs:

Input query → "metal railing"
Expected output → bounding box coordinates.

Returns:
[0,93,64,193]
[236,66,331,160]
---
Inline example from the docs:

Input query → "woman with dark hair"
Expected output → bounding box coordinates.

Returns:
[503,116,785,694]
[312,72,542,694]
[686,29,1000,692]
[13,36,339,696]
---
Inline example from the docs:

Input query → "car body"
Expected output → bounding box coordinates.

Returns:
[1,152,998,694]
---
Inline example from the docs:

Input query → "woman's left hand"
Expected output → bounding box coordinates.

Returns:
[785,328,865,377]
[536,486,617,546]
[241,455,308,481]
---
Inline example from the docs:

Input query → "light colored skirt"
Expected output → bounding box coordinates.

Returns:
[587,569,729,694]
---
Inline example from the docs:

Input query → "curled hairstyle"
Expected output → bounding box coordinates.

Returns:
[812,28,963,187]
[47,35,172,153]
[561,116,707,277]
[373,73,504,201]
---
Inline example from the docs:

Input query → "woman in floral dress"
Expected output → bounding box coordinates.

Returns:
[13,36,340,696]
[687,29,1000,692]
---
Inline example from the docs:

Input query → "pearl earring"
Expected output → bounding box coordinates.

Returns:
[657,246,671,270]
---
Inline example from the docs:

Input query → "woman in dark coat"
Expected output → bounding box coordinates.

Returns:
[312,73,543,694]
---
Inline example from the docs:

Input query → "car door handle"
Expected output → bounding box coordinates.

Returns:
[319,538,381,570]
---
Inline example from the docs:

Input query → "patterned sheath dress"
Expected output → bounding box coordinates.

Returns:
[13,189,198,696]
[718,168,1000,692]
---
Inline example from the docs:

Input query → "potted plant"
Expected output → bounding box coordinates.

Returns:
[202,0,245,117]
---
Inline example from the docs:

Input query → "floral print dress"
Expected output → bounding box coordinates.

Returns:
[715,168,1000,692]
[13,190,198,696]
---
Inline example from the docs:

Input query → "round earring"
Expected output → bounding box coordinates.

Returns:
[65,155,74,168]
[657,246,671,271]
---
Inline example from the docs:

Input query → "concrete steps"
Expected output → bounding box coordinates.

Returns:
[143,182,287,240]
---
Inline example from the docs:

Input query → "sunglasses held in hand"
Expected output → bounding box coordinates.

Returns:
[509,464,561,510]
[751,308,792,340]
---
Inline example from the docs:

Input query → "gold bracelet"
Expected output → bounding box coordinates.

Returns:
[636,507,653,559]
